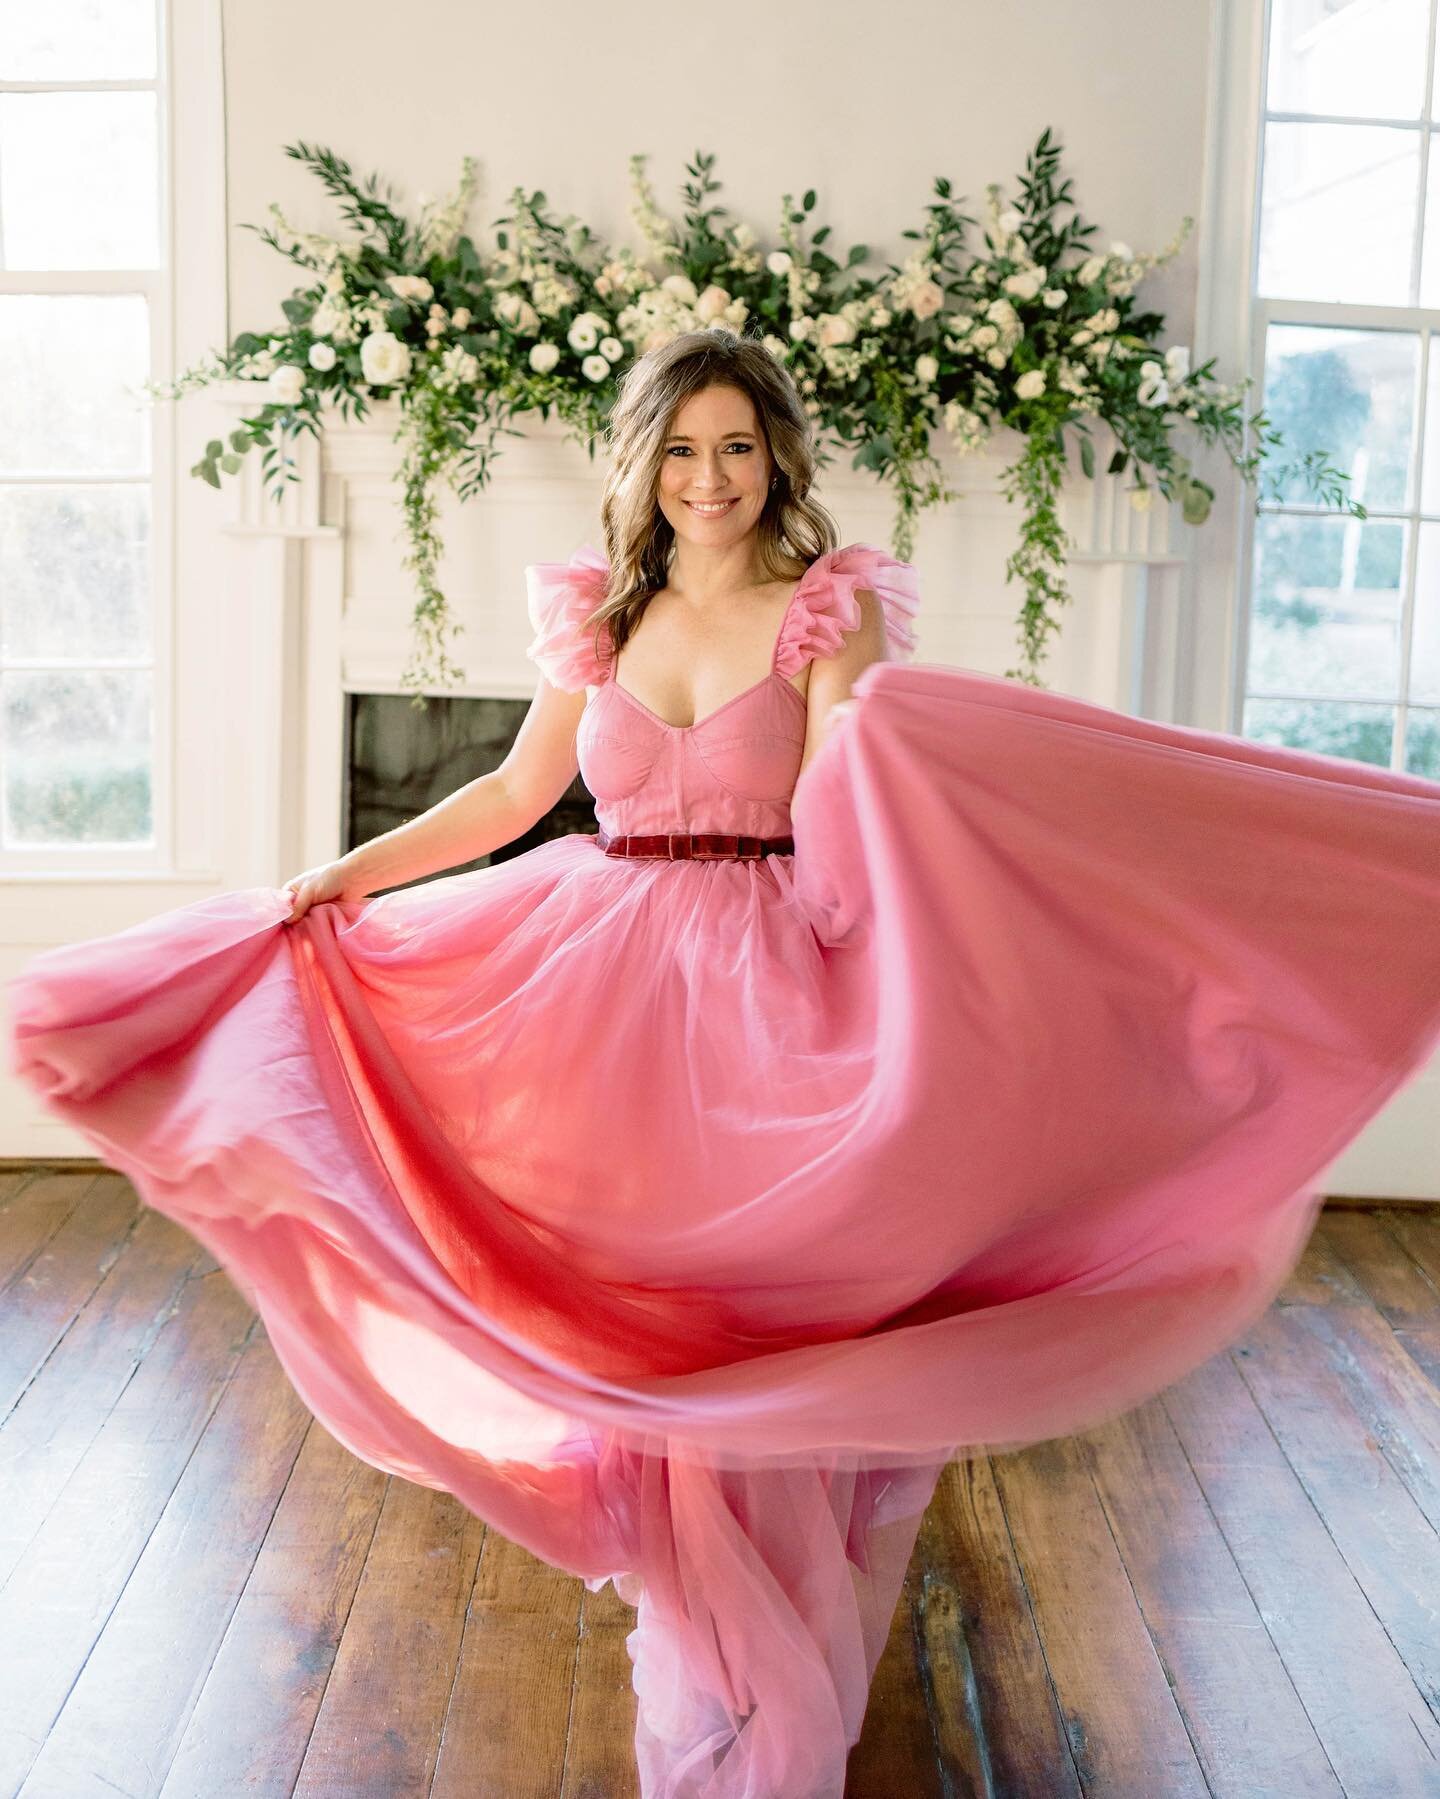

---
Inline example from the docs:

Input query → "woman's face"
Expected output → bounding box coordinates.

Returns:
[655,384,775,553]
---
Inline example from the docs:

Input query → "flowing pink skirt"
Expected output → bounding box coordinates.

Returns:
[8,662,1440,1797]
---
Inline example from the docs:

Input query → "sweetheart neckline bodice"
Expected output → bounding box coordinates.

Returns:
[605,668,809,734]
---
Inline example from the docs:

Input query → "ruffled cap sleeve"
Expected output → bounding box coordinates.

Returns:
[773,542,920,679]
[524,543,616,692]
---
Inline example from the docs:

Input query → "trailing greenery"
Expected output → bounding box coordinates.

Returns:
[147,131,1362,705]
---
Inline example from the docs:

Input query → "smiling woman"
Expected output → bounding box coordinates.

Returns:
[9,326,1440,1799]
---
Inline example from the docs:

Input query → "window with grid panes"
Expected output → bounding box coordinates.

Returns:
[0,1,161,857]
[1243,0,1440,774]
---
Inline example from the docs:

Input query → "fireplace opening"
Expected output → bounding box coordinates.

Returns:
[344,692,597,896]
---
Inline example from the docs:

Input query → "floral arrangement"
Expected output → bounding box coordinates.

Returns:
[147,132,1361,704]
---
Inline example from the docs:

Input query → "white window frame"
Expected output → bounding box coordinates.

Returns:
[0,0,227,886]
[1185,0,1438,750]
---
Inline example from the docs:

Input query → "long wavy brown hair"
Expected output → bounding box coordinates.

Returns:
[577,326,841,670]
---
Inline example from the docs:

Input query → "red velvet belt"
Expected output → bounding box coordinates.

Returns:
[596,829,795,860]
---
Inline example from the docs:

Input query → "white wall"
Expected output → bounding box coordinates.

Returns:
[221,0,1211,354]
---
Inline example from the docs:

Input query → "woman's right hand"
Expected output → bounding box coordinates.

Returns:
[279,859,369,924]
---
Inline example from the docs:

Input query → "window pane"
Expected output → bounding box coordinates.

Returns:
[1248,513,1406,699]
[0,487,151,660]
[1405,706,1440,777]
[0,295,150,474]
[1423,336,1440,513]
[0,92,159,271]
[1422,139,1440,310]
[1259,123,1419,304]
[1262,324,1417,511]
[0,0,157,80]
[1242,696,1395,767]
[2,668,153,845]
[1412,523,1440,703]
[1267,0,1430,120]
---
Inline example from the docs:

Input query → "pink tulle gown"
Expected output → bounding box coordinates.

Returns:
[8,541,1440,1798]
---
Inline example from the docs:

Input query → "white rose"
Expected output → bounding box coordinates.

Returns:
[324,269,346,296]
[567,317,600,352]
[581,352,612,382]
[986,348,1008,369]
[696,284,732,322]
[766,250,792,276]
[761,334,788,359]
[1015,368,1047,400]
[387,275,434,304]
[1001,269,1045,302]
[310,301,342,338]
[915,354,939,386]
[267,363,306,405]
[1109,241,1133,262]
[661,273,698,304]
[817,313,856,347]
[972,324,1000,349]
[1130,486,1154,512]
[997,207,1024,235]
[986,297,1019,324]
[910,281,944,319]
[451,306,471,330]
[1042,289,1067,309]
[788,315,813,342]
[529,342,560,374]
[307,342,337,371]
[359,330,412,386]
[946,312,974,334]
[1164,344,1191,381]
[732,221,757,249]
[496,291,525,326]
[599,336,625,362]
[1077,255,1106,285]
[1138,359,1170,406]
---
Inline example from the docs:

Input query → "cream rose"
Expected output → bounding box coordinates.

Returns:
[359,331,412,386]
[267,363,306,405]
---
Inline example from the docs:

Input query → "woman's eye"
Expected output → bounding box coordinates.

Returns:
[667,444,753,456]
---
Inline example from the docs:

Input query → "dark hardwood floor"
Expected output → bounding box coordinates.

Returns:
[2,1164,1438,1797]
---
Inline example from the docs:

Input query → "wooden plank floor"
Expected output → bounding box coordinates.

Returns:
[2,1166,1439,1797]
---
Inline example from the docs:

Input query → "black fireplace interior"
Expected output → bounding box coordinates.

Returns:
[344,692,597,895]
